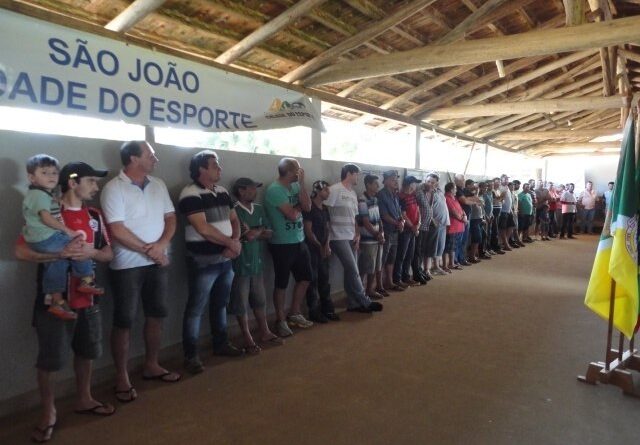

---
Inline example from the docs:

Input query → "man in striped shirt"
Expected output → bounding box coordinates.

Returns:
[326,164,382,313]
[178,150,244,374]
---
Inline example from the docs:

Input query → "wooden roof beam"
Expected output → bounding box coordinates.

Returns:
[563,0,585,26]
[105,0,166,33]
[303,14,640,86]
[280,0,437,83]
[458,50,596,106]
[215,0,329,65]
[493,128,622,141]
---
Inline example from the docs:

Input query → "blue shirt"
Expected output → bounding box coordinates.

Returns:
[377,187,401,234]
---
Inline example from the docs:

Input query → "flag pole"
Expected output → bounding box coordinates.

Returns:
[605,280,616,371]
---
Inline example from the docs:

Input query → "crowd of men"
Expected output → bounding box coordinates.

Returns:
[15,141,611,443]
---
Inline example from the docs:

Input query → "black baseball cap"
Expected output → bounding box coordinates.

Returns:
[402,175,422,186]
[233,177,262,197]
[59,162,108,185]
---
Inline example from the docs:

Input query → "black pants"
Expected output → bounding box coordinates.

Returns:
[306,244,334,316]
[412,229,429,279]
[560,212,576,237]
[490,208,501,250]
[548,210,557,236]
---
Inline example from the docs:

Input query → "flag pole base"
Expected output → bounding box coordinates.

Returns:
[578,349,640,397]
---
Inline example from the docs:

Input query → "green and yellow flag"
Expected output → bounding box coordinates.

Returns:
[584,115,639,339]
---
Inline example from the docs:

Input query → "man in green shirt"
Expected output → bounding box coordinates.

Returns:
[264,158,313,337]
[517,183,533,244]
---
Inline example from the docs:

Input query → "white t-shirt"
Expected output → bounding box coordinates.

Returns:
[325,183,358,241]
[561,191,577,213]
[101,170,175,270]
[499,186,512,213]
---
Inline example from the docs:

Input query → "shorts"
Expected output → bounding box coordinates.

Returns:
[470,219,483,243]
[498,212,515,229]
[382,231,399,266]
[228,273,267,316]
[445,232,459,253]
[34,305,103,372]
[518,214,531,231]
[269,242,312,289]
[110,265,169,329]
[358,242,383,275]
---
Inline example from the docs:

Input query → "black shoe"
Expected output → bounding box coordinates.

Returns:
[368,302,383,312]
[413,274,428,285]
[213,342,244,357]
[347,305,372,313]
[324,312,341,321]
[309,312,329,323]
[460,260,472,266]
[495,249,505,255]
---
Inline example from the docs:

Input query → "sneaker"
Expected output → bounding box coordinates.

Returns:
[376,288,390,297]
[368,292,384,300]
[76,278,105,295]
[213,342,244,357]
[494,249,506,255]
[275,320,294,337]
[324,312,341,321]
[47,300,77,321]
[480,254,492,260]
[287,313,314,329]
[460,260,472,266]
[368,302,383,312]
[184,357,205,375]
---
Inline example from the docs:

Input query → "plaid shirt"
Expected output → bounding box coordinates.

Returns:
[416,189,433,231]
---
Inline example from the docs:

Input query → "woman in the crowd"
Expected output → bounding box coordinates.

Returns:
[443,182,466,273]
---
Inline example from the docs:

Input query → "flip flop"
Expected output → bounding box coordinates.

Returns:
[142,371,182,383]
[114,386,137,403]
[31,423,55,443]
[261,336,284,346]
[75,402,116,417]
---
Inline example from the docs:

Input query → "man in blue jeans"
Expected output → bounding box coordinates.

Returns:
[326,164,383,313]
[178,150,244,374]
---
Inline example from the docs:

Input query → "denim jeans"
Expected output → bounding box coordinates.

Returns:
[560,212,576,237]
[28,231,93,294]
[306,243,334,316]
[394,230,415,282]
[579,208,596,233]
[183,257,234,359]
[456,220,470,263]
[330,240,371,309]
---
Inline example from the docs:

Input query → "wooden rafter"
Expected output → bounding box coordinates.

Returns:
[215,0,329,65]
[280,0,437,83]
[492,128,621,140]
[303,15,640,86]
[105,0,166,32]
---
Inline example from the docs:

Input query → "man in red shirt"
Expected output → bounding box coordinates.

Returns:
[394,176,422,286]
[15,162,113,443]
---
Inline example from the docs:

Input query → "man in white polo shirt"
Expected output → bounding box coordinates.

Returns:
[101,141,179,403]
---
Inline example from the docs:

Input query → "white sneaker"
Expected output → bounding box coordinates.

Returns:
[275,320,294,337]
[287,313,314,329]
